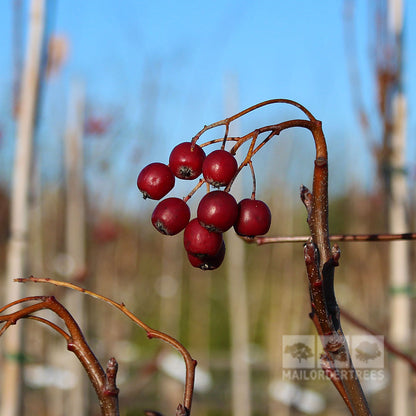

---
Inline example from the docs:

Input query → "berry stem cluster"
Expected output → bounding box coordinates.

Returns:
[137,99,320,271]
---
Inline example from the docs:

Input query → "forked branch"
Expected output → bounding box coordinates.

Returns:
[16,276,196,414]
[0,296,119,416]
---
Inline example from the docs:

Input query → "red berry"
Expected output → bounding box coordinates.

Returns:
[197,190,238,232]
[184,218,223,257]
[187,241,226,270]
[137,162,175,200]
[169,142,206,180]
[202,149,238,187]
[151,197,190,235]
[234,198,272,237]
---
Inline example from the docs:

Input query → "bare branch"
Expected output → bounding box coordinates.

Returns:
[16,276,196,413]
[0,296,119,415]
[302,120,372,415]
[253,232,416,245]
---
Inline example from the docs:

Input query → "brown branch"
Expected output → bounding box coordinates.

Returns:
[340,308,416,373]
[190,98,316,145]
[183,178,206,203]
[24,315,71,339]
[321,352,353,413]
[16,276,196,414]
[301,119,372,415]
[248,160,256,200]
[0,296,119,415]
[252,232,416,244]
[225,133,258,192]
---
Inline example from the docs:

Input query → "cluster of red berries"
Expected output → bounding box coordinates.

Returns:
[137,142,271,270]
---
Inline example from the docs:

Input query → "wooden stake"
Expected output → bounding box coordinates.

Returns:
[387,2,411,414]
[1,1,46,415]
[63,79,88,415]
[224,74,252,416]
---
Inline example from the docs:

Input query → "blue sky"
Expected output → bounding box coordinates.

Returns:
[0,1,415,215]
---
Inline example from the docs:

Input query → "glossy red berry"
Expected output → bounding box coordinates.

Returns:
[234,198,272,237]
[202,149,238,187]
[169,142,206,180]
[137,162,175,200]
[184,218,223,258]
[151,197,190,235]
[197,190,238,232]
[187,241,226,270]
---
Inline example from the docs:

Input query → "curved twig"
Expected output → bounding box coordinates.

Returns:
[16,276,196,413]
[191,98,316,145]
[0,296,119,416]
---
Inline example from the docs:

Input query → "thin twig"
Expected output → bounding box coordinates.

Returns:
[183,178,205,203]
[340,308,416,372]
[253,232,416,245]
[191,98,316,145]
[25,315,71,339]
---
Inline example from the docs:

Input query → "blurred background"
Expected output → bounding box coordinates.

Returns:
[0,1,415,415]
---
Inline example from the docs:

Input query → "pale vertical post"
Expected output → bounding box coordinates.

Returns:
[158,236,184,412]
[387,1,411,415]
[1,1,46,415]
[63,79,87,415]
[224,75,252,416]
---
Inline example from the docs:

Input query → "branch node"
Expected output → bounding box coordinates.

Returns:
[176,404,190,416]
[300,185,313,219]
[67,340,76,352]
[320,352,336,378]
[322,333,344,353]
[331,244,341,266]
[303,239,317,265]
[315,156,328,167]
[104,357,119,396]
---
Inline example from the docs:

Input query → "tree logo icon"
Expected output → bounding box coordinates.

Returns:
[351,336,384,369]
[282,336,316,368]
[355,341,382,363]
[285,342,314,363]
